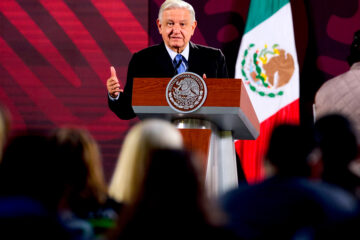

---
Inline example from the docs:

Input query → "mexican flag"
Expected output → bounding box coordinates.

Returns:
[235,0,300,183]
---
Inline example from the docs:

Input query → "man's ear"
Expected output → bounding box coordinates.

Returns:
[191,20,197,36]
[156,19,162,34]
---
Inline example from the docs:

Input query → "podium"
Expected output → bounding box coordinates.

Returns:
[132,77,259,197]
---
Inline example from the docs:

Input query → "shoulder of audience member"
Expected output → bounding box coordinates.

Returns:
[305,181,360,217]
[317,67,355,94]
[220,182,250,205]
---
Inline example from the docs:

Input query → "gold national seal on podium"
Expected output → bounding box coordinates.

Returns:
[166,72,207,113]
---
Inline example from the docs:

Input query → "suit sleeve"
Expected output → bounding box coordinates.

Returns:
[108,54,137,120]
[217,49,229,78]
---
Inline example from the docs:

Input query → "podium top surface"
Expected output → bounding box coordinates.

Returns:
[132,77,260,140]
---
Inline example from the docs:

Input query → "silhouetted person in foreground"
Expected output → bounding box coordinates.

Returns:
[222,124,359,240]
[108,119,184,205]
[315,29,360,143]
[312,114,360,240]
[111,149,235,239]
[107,119,236,239]
[314,114,360,198]
[0,133,71,239]
[50,127,119,239]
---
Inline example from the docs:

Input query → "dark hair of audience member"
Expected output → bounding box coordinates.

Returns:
[50,127,110,216]
[110,149,229,239]
[314,114,360,194]
[265,124,315,177]
[0,132,65,208]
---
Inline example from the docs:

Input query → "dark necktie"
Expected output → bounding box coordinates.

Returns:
[174,54,187,74]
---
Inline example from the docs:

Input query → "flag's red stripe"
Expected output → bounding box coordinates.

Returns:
[40,0,111,83]
[235,99,300,183]
[91,0,148,53]
[0,0,82,87]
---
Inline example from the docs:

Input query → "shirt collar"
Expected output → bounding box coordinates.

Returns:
[165,43,190,61]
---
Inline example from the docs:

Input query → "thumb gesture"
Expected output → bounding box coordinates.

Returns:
[106,66,123,98]
[110,66,117,79]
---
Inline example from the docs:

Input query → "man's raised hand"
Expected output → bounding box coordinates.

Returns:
[106,66,123,98]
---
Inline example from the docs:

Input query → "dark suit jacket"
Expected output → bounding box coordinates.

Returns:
[108,41,229,120]
[221,176,359,240]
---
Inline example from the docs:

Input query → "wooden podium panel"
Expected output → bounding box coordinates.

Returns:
[132,78,242,107]
[179,128,212,175]
[132,78,260,140]
[132,77,259,197]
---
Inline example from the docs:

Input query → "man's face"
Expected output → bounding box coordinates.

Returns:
[157,8,197,53]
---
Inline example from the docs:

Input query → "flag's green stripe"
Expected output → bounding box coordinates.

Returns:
[244,0,289,34]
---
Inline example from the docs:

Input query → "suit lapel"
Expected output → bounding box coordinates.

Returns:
[187,42,199,74]
[157,42,177,77]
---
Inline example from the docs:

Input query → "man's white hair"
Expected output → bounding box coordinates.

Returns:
[158,0,196,23]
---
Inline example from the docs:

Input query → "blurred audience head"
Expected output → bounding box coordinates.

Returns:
[138,149,205,212]
[0,132,64,208]
[347,29,360,66]
[111,149,225,239]
[314,114,360,194]
[50,126,108,213]
[0,130,81,239]
[265,124,315,177]
[315,114,358,167]
[108,119,183,204]
[0,104,11,161]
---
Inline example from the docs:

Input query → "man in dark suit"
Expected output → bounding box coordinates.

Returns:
[106,0,228,120]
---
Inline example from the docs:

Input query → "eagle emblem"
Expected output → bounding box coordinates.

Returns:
[166,72,207,113]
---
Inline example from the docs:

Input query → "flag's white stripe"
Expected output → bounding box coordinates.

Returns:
[235,3,299,122]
